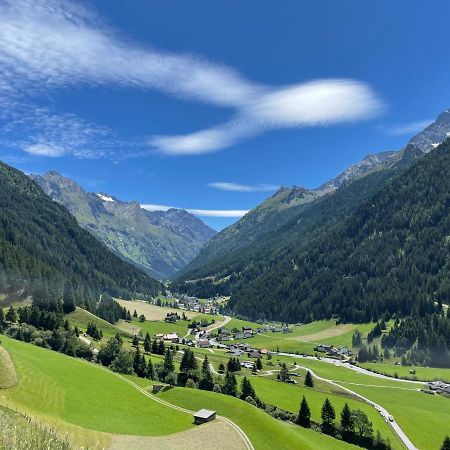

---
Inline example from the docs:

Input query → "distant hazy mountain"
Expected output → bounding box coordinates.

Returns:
[174,109,450,305]
[31,172,216,279]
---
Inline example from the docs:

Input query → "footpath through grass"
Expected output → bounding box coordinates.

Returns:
[160,387,356,450]
[0,336,193,436]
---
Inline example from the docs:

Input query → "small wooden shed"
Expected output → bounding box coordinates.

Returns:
[193,409,216,425]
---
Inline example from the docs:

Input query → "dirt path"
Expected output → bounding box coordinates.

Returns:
[116,374,254,450]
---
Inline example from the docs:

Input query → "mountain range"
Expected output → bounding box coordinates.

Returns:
[174,109,450,322]
[31,172,216,280]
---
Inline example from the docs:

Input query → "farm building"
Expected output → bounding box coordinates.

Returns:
[193,409,216,425]
[197,338,210,348]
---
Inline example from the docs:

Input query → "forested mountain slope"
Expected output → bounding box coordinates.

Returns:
[174,110,450,297]
[0,162,160,309]
[173,146,420,297]
[229,138,450,323]
[32,171,215,279]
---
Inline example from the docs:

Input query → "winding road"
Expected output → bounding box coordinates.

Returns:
[277,352,419,450]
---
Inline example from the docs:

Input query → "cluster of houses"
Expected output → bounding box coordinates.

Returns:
[215,324,292,342]
[170,293,220,315]
[226,343,270,359]
[315,344,353,357]
[428,380,450,394]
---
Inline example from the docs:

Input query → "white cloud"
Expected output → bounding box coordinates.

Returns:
[24,143,65,157]
[0,0,384,157]
[208,182,279,192]
[150,79,383,155]
[141,204,247,218]
[384,120,433,136]
[0,104,117,159]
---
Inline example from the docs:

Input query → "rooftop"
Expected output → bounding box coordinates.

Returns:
[194,409,216,419]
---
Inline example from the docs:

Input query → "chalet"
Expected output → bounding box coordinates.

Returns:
[241,361,254,369]
[316,344,333,353]
[193,409,216,425]
[242,326,253,332]
[155,333,164,340]
[152,384,165,393]
[243,332,253,339]
[197,339,210,348]
[259,348,269,355]
[234,333,243,339]
[228,349,244,357]
[163,333,179,341]
[248,350,262,358]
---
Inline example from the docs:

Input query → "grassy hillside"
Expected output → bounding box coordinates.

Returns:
[66,307,128,337]
[160,387,356,450]
[0,405,72,450]
[0,336,192,436]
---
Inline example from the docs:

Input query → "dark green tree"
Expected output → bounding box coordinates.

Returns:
[340,403,354,435]
[240,376,256,400]
[5,306,17,323]
[255,357,263,370]
[296,395,311,428]
[321,398,336,434]
[199,355,214,391]
[441,436,450,450]
[304,370,314,387]
[222,369,238,397]
[144,332,151,353]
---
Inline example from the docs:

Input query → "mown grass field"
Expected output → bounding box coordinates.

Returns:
[0,336,193,436]
[360,361,450,383]
[66,307,127,337]
[284,356,450,450]
[242,374,401,449]
[160,387,356,450]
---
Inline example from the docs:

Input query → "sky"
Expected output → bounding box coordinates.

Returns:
[1,1,450,230]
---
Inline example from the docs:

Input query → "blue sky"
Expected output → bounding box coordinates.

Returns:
[1,1,450,229]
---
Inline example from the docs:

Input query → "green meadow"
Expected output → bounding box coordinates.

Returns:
[66,307,127,337]
[243,375,401,449]
[0,336,192,436]
[360,361,450,383]
[160,387,356,450]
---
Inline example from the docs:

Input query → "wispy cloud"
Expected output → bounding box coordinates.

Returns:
[0,104,120,158]
[383,120,433,136]
[0,0,384,158]
[208,182,279,192]
[141,204,248,218]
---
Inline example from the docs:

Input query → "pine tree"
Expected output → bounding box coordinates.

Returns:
[133,310,138,318]
[441,436,450,450]
[144,332,151,353]
[340,403,354,434]
[296,395,311,428]
[62,283,76,313]
[199,355,214,391]
[256,357,263,370]
[146,358,155,380]
[151,338,159,354]
[157,339,165,355]
[304,370,314,387]
[321,398,336,433]
[163,348,175,374]
[240,376,256,400]
[132,334,139,347]
[0,308,5,331]
[222,370,238,397]
[218,362,225,373]
[5,306,17,323]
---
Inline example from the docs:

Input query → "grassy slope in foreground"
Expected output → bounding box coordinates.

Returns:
[160,387,356,450]
[0,336,192,436]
